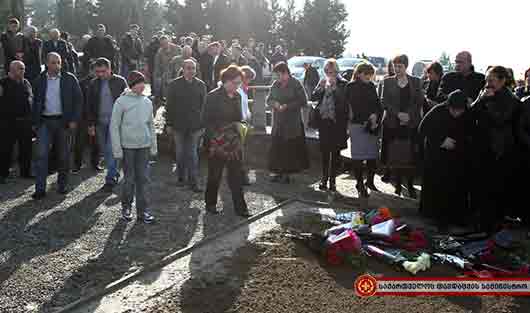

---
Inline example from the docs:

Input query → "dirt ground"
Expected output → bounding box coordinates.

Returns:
[148,214,530,313]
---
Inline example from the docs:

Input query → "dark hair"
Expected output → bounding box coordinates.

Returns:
[427,61,444,77]
[94,57,111,68]
[127,70,145,87]
[60,31,69,41]
[220,65,243,83]
[392,54,409,68]
[447,90,467,110]
[8,18,20,25]
[525,68,530,80]
[506,68,516,90]
[273,62,290,75]
[387,61,395,76]
[487,65,510,82]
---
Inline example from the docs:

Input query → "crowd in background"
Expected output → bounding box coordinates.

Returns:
[2,16,530,234]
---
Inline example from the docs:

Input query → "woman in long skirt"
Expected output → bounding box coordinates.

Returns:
[267,62,310,184]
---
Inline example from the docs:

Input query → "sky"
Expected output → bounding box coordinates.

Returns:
[288,0,529,78]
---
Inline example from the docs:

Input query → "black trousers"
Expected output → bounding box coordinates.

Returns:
[73,122,99,169]
[0,119,33,178]
[352,159,377,184]
[205,156,247,212]
[321,149,340,181]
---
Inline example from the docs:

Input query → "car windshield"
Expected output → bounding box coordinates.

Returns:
[337,59,361,69]
[288,58,316,68]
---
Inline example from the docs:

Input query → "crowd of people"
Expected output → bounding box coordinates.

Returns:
[2,17,530,235]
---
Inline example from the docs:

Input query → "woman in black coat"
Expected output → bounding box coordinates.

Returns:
[469,66,522,233]
[418,90,470,232]
[310,59,349,191]
[345,63,382,197]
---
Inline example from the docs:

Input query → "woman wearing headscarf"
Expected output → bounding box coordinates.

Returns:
[418,90,470,232]
[310,59,348,191]
[345,62,382,197]
[267,62,310,184]
[381,54,424,198]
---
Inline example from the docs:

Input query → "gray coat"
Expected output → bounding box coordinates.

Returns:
[267,77,307,139]
[381,75,424,130]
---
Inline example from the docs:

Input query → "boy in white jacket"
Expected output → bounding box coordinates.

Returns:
[110,71,158,223]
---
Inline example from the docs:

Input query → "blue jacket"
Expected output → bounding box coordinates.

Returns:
[32,71,83,127]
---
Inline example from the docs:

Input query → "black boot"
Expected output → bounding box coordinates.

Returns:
[366,171,379,192]
[407,178,417,199]
[394,175,402,196]
[329,177,336,192]
[356,182,369,198]
[381,168,392,183]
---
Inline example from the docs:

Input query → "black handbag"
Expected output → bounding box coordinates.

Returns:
[308,103,321,129]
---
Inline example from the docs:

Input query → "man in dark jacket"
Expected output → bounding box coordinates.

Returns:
[83,24,116,68]
[87,57,128,192]
[32,53,82,199]
[42,29,71,73]
[270,45,287,66]
[23,26,42,81]
[166,59,207,192]
[1,18,25,72]
[202,42,229,91]
[73,63,101,174]
[144,34,161,83]
[437,51,485,104]
[120,28,143,78]
[60,31,80,75]
[0,61,34,184]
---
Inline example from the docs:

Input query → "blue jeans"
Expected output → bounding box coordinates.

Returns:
[35,119,71,193]
[174,129,203,185]
[122,148,150,213]
[97,122,118,185]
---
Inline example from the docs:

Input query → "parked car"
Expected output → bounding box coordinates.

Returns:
[287,56,326,83]
[337,57,374,81]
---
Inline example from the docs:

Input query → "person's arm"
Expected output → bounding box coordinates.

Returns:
[266,82,281,108]
[199,83,207,128]
[165,81,176,128]
[409,79,424,128]
[71,75,83,126]
[518,106,530,150]
[110,97,124,159]
[148,99,158,157]
[310,79,325,102]
[437,73,451,102]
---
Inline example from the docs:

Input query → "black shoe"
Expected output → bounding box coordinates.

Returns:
[92,165,104,172]
[101,183,115,193]
[394,185,402,196]
[71,168,81,174]
[366,181,379,192]
[236,209,252,218]
[270,174,282,183]
[280,175,291,184]
[32,191,47,200]
[381,171,391,183]
[329,178,336,192]
[318,179,328,191]
[242,176,251,186]
[408,186,417,199]
[206,206,221,214]
[57,187,69,195]
[356,183,369,198]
